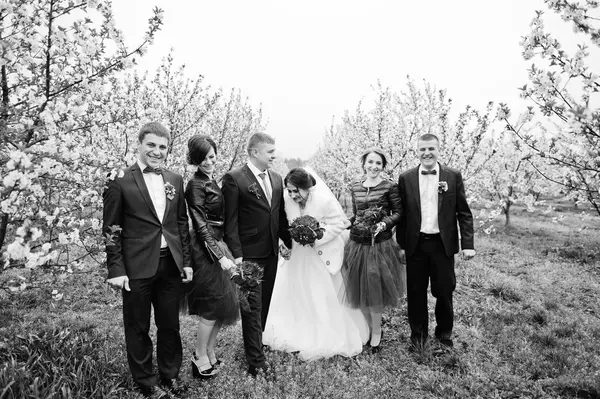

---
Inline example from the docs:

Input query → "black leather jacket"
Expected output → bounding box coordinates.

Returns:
[185,170,225,262]
[349,179,402,245]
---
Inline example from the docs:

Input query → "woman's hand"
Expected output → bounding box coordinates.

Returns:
[219,256,235,271]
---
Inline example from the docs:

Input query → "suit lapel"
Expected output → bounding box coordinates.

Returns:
[409,167,421,214]
[132,164,160,221]
[161,170,171,223]
[242,165,270,209]
[437,164,447,215]
[268,170,279,210]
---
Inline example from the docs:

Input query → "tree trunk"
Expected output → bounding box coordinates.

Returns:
[0,213,8,252]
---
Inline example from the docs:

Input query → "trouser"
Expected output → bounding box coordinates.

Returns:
[122,251,183,390]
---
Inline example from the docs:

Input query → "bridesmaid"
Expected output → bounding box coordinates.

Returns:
[342,147,406,353]
[184,135,239,378]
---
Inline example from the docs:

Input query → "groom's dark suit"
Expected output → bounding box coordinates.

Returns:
[222,164,291,370]
[396,163,473,344]
[103,162,191,390]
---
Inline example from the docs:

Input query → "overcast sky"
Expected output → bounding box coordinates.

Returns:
[111,0,589,159]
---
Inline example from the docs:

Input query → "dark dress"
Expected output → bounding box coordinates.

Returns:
[184,170,239,325]
[342,179,406,313]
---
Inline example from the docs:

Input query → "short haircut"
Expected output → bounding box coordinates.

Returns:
[138,122,171,144]
[187,135,217,165]
[418,133,439,144]
[247,132,275,154]
[360,147,389,170]
[284,168,316,191]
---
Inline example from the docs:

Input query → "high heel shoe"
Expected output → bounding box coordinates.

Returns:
[369,330,383,354]
[191,354,218,379]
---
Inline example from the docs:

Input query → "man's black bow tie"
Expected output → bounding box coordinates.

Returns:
[143,166,162,175]
[421,169,437,175]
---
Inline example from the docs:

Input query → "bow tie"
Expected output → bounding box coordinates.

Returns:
[421,169,437,175]
[143,166,162,175]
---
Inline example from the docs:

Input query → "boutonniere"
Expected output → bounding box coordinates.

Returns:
[438,181,448,194]
[248,183,261,199]
[164,182,176,200]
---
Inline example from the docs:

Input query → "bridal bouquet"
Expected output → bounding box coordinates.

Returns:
[289,215,325,247]
[230,261,263,310]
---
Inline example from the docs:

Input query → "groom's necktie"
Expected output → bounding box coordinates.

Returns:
[421,169,437,175]
[258,172,272,205]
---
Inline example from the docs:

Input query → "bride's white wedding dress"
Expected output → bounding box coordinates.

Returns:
[263,172,368,361]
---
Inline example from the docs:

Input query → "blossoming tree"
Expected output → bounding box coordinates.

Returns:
[498,0,600,216]
[0,0,163,274]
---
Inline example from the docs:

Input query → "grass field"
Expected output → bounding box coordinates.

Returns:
[1,206,599,398]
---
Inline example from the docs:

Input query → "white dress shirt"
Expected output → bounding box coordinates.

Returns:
[419,163,440,234]
[137,160,168,248]
[247,162,272,203]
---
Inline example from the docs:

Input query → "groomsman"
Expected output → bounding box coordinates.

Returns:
[103,122,192,398]
[396,133,475,350]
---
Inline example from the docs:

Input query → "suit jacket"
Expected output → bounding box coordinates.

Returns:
[284,185,350,275]
[103,163,192,280]
[222,164,291,259]
[396,163,474,257]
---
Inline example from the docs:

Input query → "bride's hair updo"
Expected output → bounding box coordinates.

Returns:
[187,135,217,165]
[285,168,316,190]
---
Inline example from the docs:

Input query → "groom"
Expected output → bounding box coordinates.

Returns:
[222,132,291,376]
[396,133,475,350]
[103,122,192,398]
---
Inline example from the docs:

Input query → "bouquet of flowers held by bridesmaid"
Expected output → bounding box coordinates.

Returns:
[289,215,325,247]
[230,261,263,310]
[353,205,386,245]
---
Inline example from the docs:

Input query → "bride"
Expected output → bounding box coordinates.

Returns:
[263,167,369,360]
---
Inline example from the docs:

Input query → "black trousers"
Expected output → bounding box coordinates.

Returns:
[406,234,456,343]
[122,252,183,390]
[240,255,277,369]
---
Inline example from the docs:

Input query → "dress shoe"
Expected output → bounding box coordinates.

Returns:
[248,364,269,377]
[191,354,218,379]
[160,377,188,397]
[138,385,169,399]
[438,338,454,348]
[210,358,223,368]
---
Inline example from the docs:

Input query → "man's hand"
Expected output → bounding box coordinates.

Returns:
[182,267,193,283]
[399,249,406,264]
[462,249,476,260]
[279,244,291,260]
[219,257,235,271]
[107,275,130,291]
[234,257,243,265]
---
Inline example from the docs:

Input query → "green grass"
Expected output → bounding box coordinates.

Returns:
[1,209,599,398]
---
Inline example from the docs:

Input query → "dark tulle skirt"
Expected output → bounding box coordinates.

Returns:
[341,237,406,313]
[182,232,240,325]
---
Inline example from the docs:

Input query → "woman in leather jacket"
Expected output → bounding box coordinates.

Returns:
[342,148,406,353]
[184,135,239,379]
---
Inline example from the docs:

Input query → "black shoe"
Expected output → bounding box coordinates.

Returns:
[138,385,170,399]
[438,338,454,348]
[160,377,188,397]
[369,330,383,353]
[191,356,218,379]
[248,364,269,377]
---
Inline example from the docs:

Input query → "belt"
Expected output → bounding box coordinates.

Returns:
[419,232,440,239]
[159,247,171,257]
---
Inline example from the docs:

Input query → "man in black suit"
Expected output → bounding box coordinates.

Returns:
[103,122,192,398]
[222,132,291,376]
[396,133,475,349]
